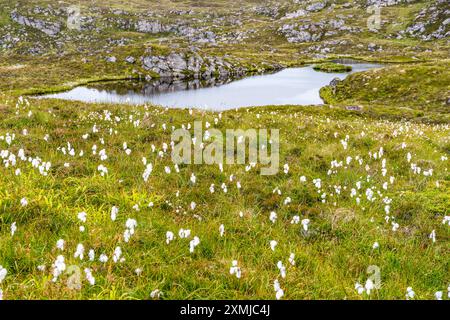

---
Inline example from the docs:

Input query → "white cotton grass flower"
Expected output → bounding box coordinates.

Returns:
[113,246,123,263]
[74,243,84,260]
[178,228,191,238]
[277,261,286,278]
[392,222,399,232]
[0,266,7,283]
[166,231,174,244]
[124,218,137,242]
[142,164,153,182]
[229,260,241,279]
[10,222,17,236]
[219,224,225,237]
[88,249,95,261]
[52,255,66,282]
[355,279,375,295]
[269,211,277,224]
[301,219,310,231]
[288,253,295,266]
[270,240,277,251]
[20,197,28,207]
[291,215,300,224]
[274,280,284,300]
[406,287,415,300]
[84,268,95,286]
[442,216,450,226]
[189,236,200,253]
[99,254,108,263]
[56,239,65,251]
[77,211,87,223]
[111,206,118,221]
[150,289,162,299]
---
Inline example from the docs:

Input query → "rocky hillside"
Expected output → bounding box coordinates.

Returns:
[0,0,448,95]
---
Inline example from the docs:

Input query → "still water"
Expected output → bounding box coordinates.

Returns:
[38,63,382,110]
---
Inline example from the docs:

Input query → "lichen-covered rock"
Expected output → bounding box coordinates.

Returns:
[10,10,61,36]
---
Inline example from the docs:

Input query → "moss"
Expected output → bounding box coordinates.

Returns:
[313,62,353,73]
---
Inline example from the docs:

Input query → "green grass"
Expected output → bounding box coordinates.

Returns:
[313,63,352,73]
[0,96,448,300]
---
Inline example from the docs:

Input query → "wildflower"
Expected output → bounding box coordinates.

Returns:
[0,266,7,283]
[113,246,122,263]
[135,268,142,276]
[37,265,46,271]
[98,164,108,176]
[142,164,153,182]
[300,176,307,182]
[406,287,415,300]
[269,211,277,224]
[166,231,174,244]
[56,239,65,251]
[301,219,310,231]
[274,280,284,300]
[77,211,87,223]
[0,289,3,300]
[291,216,300,224]
[179,229,191,238]
[392,222,399,232]
[372,242,380,249]
[74,244,84,260]
[99,254,108,263]
[288,253,295,266]
[219,224,225,237]
[150,289,162,299]
[88,249,95,261]
[111,206,118,221]
[435,291,443,300]
[270,240,277,251]
[20,197,28,207]
[189,236,200,253]
[229,260,241,279]
[277,261,286,278]
[442,216,450,226]
[365,279,374,295]
[355,282,364,295]
[84,268,95,286]
[52,255,66,282]
[10,222,17,236]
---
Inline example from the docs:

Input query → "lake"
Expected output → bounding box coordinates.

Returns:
[37,62,383,110]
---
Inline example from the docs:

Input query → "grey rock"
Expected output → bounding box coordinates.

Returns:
[10,10,61,36]
[306,1,327,12]
[125,56,136,64]
[135,20,164,33]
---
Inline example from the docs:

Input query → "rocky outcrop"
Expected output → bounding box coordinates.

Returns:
[135,20,165,33]
[279,19,360,43]
[400,0,450,40]
[305,1,327,12]
[10,10,62,36]
[141,51,263,80]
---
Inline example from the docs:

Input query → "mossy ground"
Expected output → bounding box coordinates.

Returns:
[313,62,352,73]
